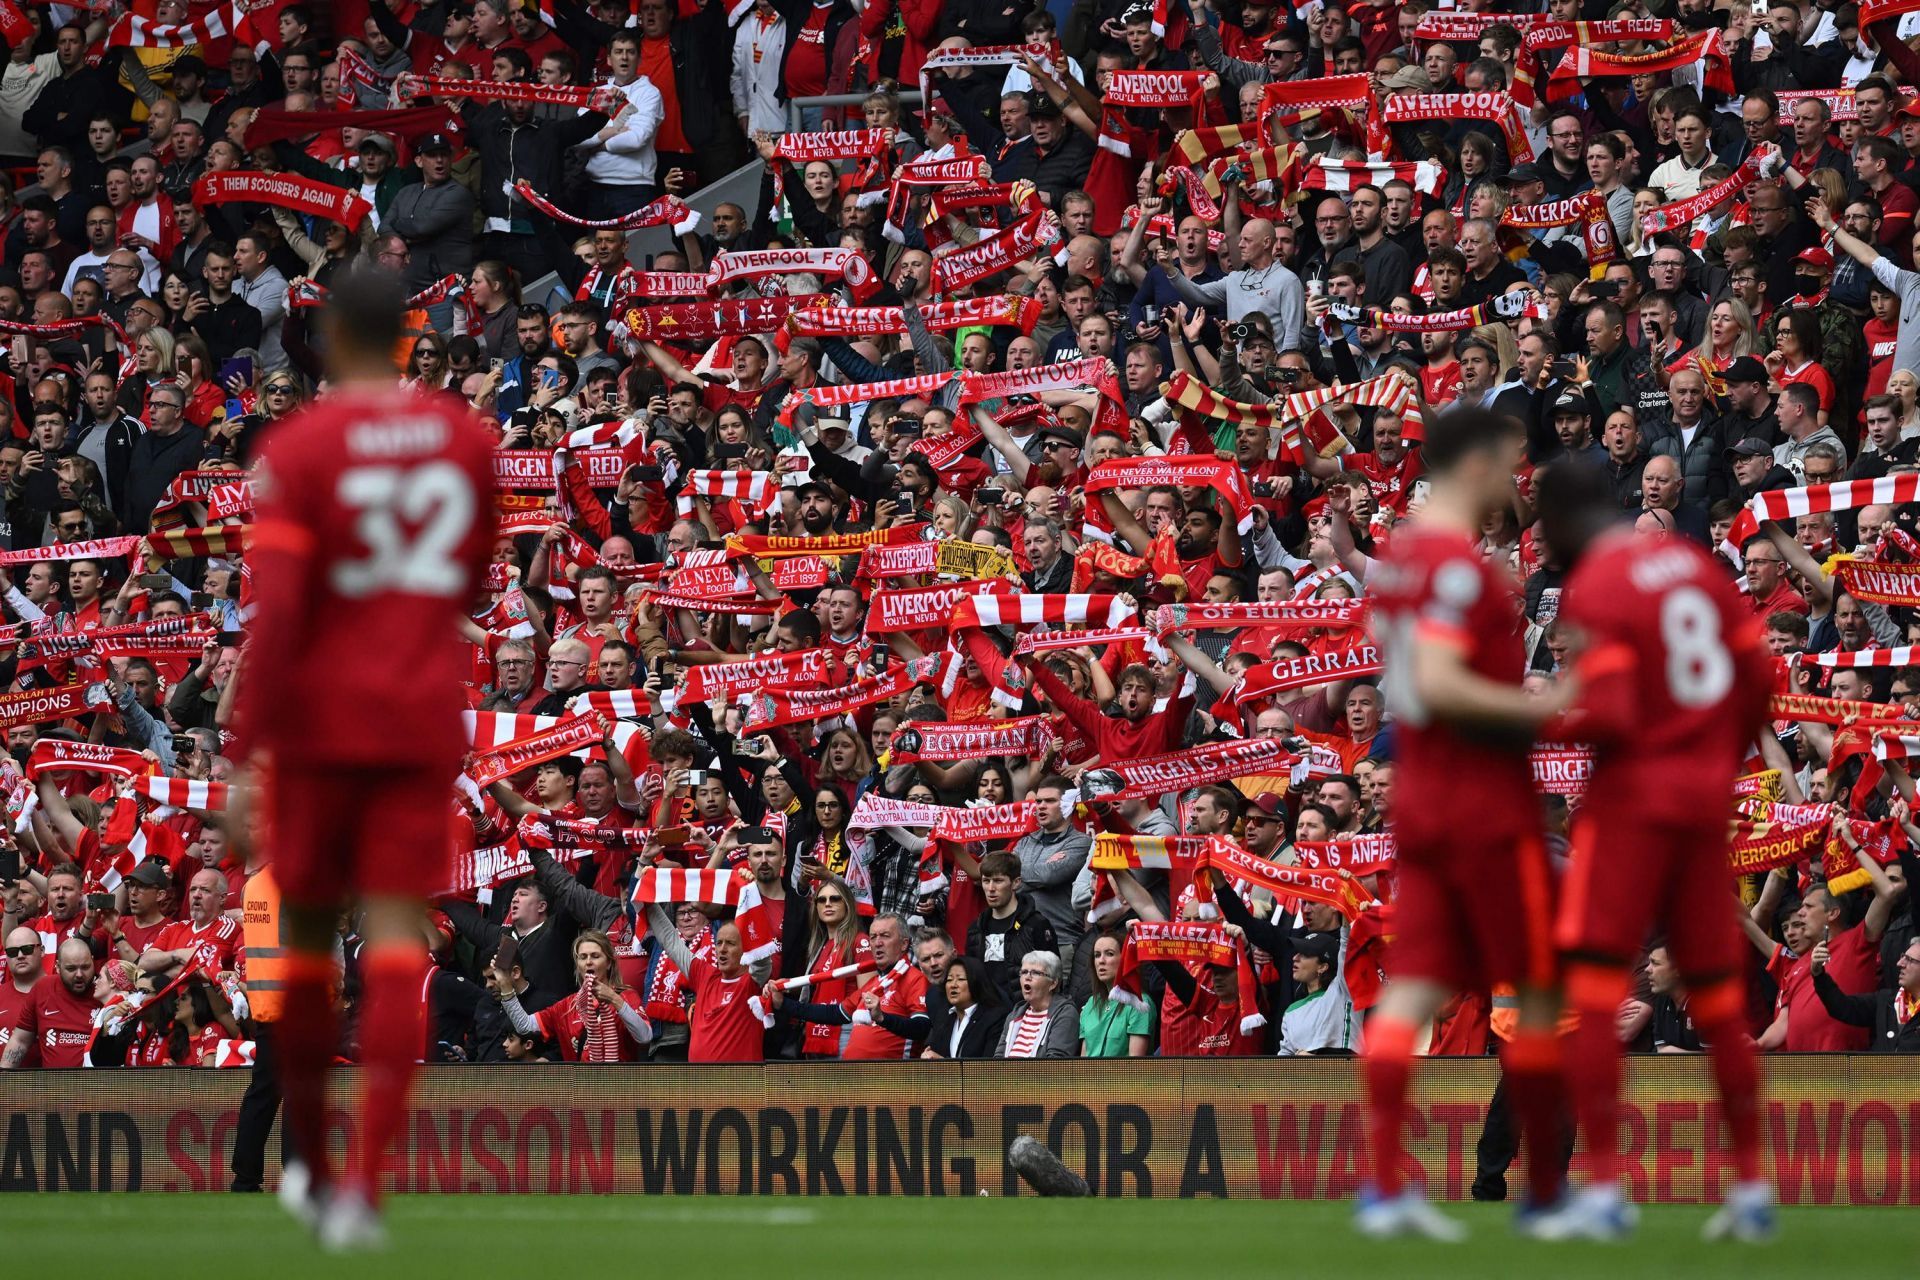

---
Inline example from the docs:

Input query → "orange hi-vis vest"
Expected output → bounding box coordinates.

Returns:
[240,867,288,1023]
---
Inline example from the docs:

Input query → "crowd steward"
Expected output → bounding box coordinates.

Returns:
[8,0,1920,1090]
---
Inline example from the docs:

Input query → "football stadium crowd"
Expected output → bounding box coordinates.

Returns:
[3,0,1920,1105]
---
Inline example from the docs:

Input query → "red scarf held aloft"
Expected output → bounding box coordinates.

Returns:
[1546,29,1733,105]
[104,1,244,48]
[708,248,881,301]
[512,180,700,234]
[1230,644,1382,707]
[1113,919,1265,1035]
[1200,838,1374,920]
[1835,559,1920,606]
[1104,69,1208,111]
[466,714,606,789]
[864,580,1011,634]
[193,172,374,230]
[0,682,106,732]
[1727,804,1833,875]
[1255,74,1370,141]
[630,866,745,906]
[784,296,1039,337]
[744,655,941,730]
[1510,18,1673,105]
[1152,600,1368,635]
[931,209,1060,293]
[241,106,459,151]
[0,536,143,565]
[1640,149,1775,237]
[1293,833,1396,875]
[726,523,930,561]
[26,740,150,780]
[1085,455,1258,533]
[1380,91,1534,164]
[623,294,824,343]
[400,74,625,115]
[885,716,1057,763]
[1078,738,1294,804]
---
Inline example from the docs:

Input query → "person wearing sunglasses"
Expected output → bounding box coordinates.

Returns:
[2,928,43,1027]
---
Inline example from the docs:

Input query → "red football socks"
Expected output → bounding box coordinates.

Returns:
[278,952,341,1190]
[1694,978,1763,1184]
[1363,1014,1419,1196]
[1562,962,1628,1186]
[1502,1026,1569,1204]
[354,943,429,1201]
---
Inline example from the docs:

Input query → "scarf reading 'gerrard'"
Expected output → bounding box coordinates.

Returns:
[1230,644,1383,706]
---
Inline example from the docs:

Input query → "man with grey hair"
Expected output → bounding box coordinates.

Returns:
[1022,516,1071,592]
[764,911,930,1058]
[119,378,206,532]
[480,639,541,713]
[1163,215,1305,350]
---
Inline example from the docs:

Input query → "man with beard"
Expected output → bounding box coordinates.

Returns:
[0,938,99,1069]
[1347,186,1412,307]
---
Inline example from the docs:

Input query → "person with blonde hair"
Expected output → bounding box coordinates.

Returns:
[492,928,651,1063]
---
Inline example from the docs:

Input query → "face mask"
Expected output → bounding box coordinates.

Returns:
[1796,274,1824,293]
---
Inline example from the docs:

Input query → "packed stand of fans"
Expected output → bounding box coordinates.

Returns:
[3,0,1920,1073]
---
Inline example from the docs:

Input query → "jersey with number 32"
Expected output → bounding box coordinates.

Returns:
[244,388,496,769]
[1555,529,1772,820]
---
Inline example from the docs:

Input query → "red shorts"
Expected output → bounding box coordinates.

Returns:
[268,762,455,905]
[1555,812,1744,981]
[1388,832,1556,993]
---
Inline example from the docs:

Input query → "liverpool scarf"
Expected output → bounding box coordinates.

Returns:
[512,181,701,235]
[708,248,881,301]
[865,580,1013,634]
[1292,832,1396,875]
[1114,918,1265,1034]
[744,654,940,729]
[1770,693,1916,726]
[931,209,1059,292]
[0,682,105,731]
[193,171,374,230]
[1835,559,1920,606]
[399,74,625,114]
[726,524,929,561]
[241,106,458,151]
[0,536,143,565]
[1546,30,1733,105]
[671,647,839,707]
[785,296,1039,337]
[1381,91,1533,164]
[1640,149,1775,237]
[26,740,149,780]
[466,714,606,788]
[1085,455,1257,532]
[1200,837,1374,919]
[1077,738,1293,803]
[1327,294,1547,334]
[623,295,822,343]
[886,716,1057,763]
[1511,18,1674,105]
[1152,599,1367,635]
[1104,69,1208,111]
[1727,805,1832,874]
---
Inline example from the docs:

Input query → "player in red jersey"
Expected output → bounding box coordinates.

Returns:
[1359,408,1571,1240]
[1528,463,1777,1242]
[240,270,496,1250]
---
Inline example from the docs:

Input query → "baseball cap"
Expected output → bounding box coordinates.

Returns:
[1031,94,1065,119]
[1725,436,1773,460]
[126,861,171,889]
[1552,390,1588,416]
[1241,792,1287,820]
[359,132,397,156]
[416,132,455,154]
[795,476,833,499]
[1795,246,1835,271]
[1501,163,1544,188]
[1295,932,1341,962]
[1723,355,1769,385]
[815,414,851,434]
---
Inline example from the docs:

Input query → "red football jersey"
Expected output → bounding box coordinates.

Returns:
[15,975,99,1068]
[245,387,497,768]
[1368,524,1537,849]
[840,957,928,1060]
[0,980,33,1053]
[685,957,767,1063]
[148,916,243,975]
[1555,530,1773,820]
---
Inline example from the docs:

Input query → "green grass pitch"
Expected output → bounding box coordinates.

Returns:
[6,1195,1918,1278]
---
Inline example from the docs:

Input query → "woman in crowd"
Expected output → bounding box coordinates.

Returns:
[1081,928,1153,1058]
[997,950,1079,1058]
[923,955,1006,1059]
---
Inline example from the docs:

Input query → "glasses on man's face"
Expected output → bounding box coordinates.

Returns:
[497,658,531,667]
[5,945,38,958]
[378,250,407,263]
[549,658,584,669]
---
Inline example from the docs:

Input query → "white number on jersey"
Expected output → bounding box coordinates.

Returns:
[1660,585,1733,708]
[331,461,474,598]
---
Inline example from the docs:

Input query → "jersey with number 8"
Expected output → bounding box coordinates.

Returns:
[244,387,497,769]
[1554,529,1774,819]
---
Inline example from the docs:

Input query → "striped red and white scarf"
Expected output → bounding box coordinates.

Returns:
[630,866,744,906]
[105,1,244,47]
[677,469,779,518]
[1749,474,1920,521]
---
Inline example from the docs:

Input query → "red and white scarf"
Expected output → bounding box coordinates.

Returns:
[784,296,1039,337]
[670,647,840,708]
[465,713,607,788]
[1511,18,1673,106]
[1230,644,1382,706]
[1749,474,1920,521]
[1076,738,1293,804]
[1381,91,1533,164]
[743,654,941,729]
[1085,456,1258,532]
[630,866,744,906]
[708,248,881,301]
[105,1,244,47]
[864,580,1013,634]
[623,295,822,343]
[884,717,1057,763]
[398,74,625,115]
[1113,919,1265,1035]
[193,172,373,230]
[1293,832,1396,875]
[1546,29,1733,105]
[511,180,700,235]
[1640,149,1776,237]
[1152,600,1367,635]
[931,209,1059,293]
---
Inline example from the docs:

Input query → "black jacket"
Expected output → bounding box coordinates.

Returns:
[1813,969,1920,1053]
[967,891,1057,1004]
[120,425,209,534]
[70,413,144,515]
[22,66,123,156]
[458,101,608,225]
[924,998,1008,1058]
[440,905,578,1009]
